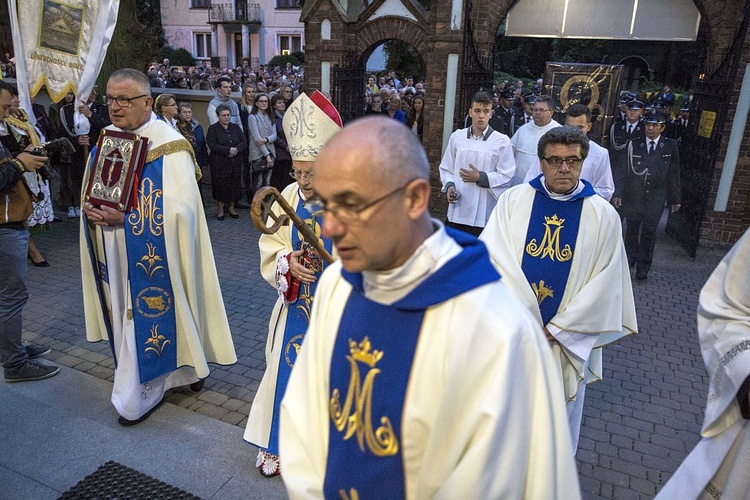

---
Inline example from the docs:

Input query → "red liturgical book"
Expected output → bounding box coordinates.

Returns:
[84,130,149,212]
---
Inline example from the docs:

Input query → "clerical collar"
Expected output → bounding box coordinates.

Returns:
[466,126,493,141]
[361,220,460,305]
[542,178,584,201]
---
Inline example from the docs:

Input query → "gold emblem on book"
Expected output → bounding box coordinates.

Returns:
[329,336,398,457]
[526,214,572,261]
[338,488,359,500]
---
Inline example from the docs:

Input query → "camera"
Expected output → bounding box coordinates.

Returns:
[29,137,75,180]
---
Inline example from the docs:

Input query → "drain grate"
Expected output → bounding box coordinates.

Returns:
[59,460,202,499]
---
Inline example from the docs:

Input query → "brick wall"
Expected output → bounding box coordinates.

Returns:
[701,18,750,245]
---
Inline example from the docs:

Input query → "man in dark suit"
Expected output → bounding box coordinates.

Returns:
[60,88,110,217]
[612,114,681,281]
[509,91,535,137]
[490,88,515,137]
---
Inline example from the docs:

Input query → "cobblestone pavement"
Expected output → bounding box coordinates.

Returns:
[22,207,729,498]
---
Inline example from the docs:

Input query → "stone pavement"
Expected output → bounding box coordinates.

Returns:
[12,205,730,499]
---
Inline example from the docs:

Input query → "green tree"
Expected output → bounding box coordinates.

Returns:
[382,39,425,80]
[97,0,165,88]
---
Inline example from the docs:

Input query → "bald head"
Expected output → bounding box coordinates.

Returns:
[320,116,429,189]
[314,116,434,272]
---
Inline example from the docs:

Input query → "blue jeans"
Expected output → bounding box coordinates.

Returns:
[0,226,30,373]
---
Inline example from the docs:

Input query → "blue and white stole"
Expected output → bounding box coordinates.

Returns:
[323,228,499,499]
[266,191,333,455]
[122,156,179,384]
[521,175,595,325]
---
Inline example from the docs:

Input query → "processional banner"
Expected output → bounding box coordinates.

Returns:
[7,0,119,112]
[543,63,623,146]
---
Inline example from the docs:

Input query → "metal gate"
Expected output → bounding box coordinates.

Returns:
[457,0,494,130]
[665,5,749,257]
[332,51,366,125]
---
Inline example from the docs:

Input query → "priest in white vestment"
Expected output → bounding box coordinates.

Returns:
[524,104,614,201]
[244,92,341,477]
[656,228,750,499]
[80,69,236,425]
[510,95,561,186]
[280,117,580,499]
[481,126,637,451]
[439,91,515,236]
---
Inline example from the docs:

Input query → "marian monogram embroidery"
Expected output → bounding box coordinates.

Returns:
[525,214,572,261]
[329,336,399,457]
[128,178,163,237]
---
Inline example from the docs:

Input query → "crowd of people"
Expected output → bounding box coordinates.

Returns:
[1,61,748,498]
[364,71,426,142]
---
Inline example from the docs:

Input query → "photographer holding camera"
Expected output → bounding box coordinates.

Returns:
[0,80,60,382]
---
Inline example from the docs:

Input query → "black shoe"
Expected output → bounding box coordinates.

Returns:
[25,344,51,359]
[217,214,225,221]
[28,255,50,267]
[4,360,60,382]
[117,398,165,426]
[228,212,239,219]
[190,379,205,392]
[235,202,250,209]
[636,272,648,281]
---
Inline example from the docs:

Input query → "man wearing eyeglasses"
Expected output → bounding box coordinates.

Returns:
[439,91,516,237]
[524,104,615,201]
[510,94,562,186]
[80,69,237,426]
[244,91,342,478]
[279,116,580,498]
[481,126,636,453]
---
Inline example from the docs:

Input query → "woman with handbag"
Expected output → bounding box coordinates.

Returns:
[247,93,275,199]
[206,104,247,220]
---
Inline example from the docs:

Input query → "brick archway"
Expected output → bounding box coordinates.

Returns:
[355,17,428,60]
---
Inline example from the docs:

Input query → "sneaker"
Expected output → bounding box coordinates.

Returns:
[25,343,51,359]
[4,360,60,382]
[67,207,76,218]
[74,207,81,217]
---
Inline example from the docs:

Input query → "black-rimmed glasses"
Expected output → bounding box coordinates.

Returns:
[105,94,148,107]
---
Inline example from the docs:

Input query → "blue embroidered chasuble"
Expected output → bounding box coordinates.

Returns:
[521,176,596,326]
[122,156,179,384]
[323,228,499,499]
[266,191,333,455]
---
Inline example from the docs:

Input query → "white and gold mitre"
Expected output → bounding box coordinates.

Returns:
[282,91,343,162]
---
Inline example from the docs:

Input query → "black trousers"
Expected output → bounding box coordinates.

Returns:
[445,220,483,238]
[624,210,661,275]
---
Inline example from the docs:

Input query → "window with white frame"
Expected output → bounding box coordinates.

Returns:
[278,35,301,55]
[194,33,212,59]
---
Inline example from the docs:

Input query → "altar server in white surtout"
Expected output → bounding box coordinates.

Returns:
[481,126,637,452]
[244,91,341,477]
[524,104,614,201]
[510,94,561,186]
[80,69,236,426]
[439,91,515,236]
[280,116,580,499]
[656,228,750,499]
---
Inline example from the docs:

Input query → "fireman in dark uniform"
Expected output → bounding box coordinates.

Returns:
[612,114,681,281]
